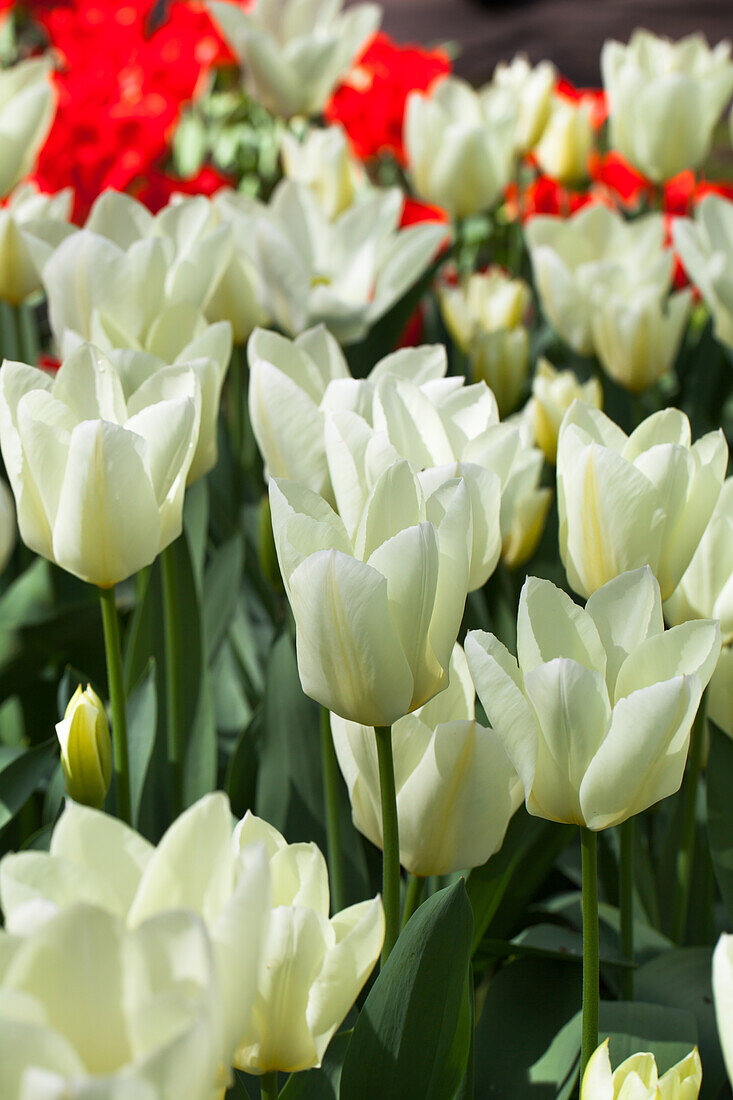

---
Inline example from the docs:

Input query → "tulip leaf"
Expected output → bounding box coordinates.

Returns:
[126,659,157,829]
[279,1031,351,1098]
[339,881,473,1100]
[707,720,733,925]
[0,739,57,835]
[597,1001,698,1074]
[203,533,243,662]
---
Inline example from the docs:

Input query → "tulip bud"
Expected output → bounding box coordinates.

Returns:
[55,684,112,808]
[534,95,594,184]
[527,358,602,464]
[580,1038,701,1099]
[0,58,56,200]
[281,125,362,219]
[492,54,556,152]
[673,195,733,350]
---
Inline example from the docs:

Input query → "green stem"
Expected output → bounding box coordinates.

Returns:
[375,724,400,964]
[161,543,184,818]
[672,696,707,944]
[581,826,599,1080]
[18,303,39,367]
[260,1071,279,1100]
[320,706,345,913]
[619,818,634,1000]
[98,586,131,824]
[0,300,19,360]
[402,873,424,928]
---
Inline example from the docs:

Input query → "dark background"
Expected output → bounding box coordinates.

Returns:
[347,0,732,86]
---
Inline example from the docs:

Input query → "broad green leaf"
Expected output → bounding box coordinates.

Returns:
[0,739,57,833]
[279,1032,351,1099]
[126,660,157,829]
[707,721,733,925]
[598,1000,698,1075]
[203,534,243,662]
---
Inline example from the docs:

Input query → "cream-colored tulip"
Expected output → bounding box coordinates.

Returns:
[590,276,692,392]
[673,195,733,350]
[208,0,380,119]
[228,813,383,1074]
[0,185,75,306]
[0,477,15,573]
[491,54,556,151]
[55,684,112,809]
[281,125,363,219]
[525,204,671,355]
[469,328,530,418]
[270,457,471,725]
[534,94,594,184]
[0,343,201,587]
[714,933,733,1089]
[0,904,226,1100]
[405,77,517,218]
[466,567,720,830]
[525,358,602,464]
[331,645,522,876]
[557,402,727,600]
[0,58,56,200]
[602,29,733,181]
[0,793,271,1074]
[581,1038,701,1100]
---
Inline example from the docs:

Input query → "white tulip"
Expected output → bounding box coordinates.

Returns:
[439,269,530,352]
[0,343,201,587]
[55,684,112,810]
[251,180,445,343]
[0,477,15,574]
[466,567,720,830]
[557,402,727,600]
[0,58,56,200]
[208,0,381,119]
[0,185,75,306]
[491,54,556,151]
[602,29,733,181]
[534,94,594,184]
[581,1038,701,1100]
[673,195,733,349]
[270,457,471,726]
[524,358,602,464]
[714,933,733,1089]
[281,125,364,219]
[331,644,522,876]
[0,904,226,1100]
[405,77,517,218]
[525,204,671,355]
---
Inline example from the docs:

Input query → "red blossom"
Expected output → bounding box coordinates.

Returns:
[555,77,608,130]
[506,174,600,223]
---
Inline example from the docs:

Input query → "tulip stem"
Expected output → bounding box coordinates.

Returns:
[672,696,707,944]
[260,1071,279,1099]
[619,818,634,1000]
[98,586,131,824]
[580,826,599,1080]
[402,873,424,927]
[375,724,400,964]
[320,706,345,913]
[161,543,184,818]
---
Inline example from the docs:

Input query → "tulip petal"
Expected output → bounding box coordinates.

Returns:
[585,566,664,696]
[517,575,606,675]
[269,843,330,914]
[614,619,720,701]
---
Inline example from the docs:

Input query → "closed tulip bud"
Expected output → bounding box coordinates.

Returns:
[492,54,556,152]
[557,403,727,600]
[470,327,530,417]
[270,457,471,726]
[55,684,112,809]
[331,645,522,876]
[534,95,594,184]
[602,29,733,182]
[0,185,75,306]
[581,1038,702,1099]
[466,567,721,830]
[0,476,15,573]
[281,125,362,219]
[0,58,56,200]
[405,78,518,218]
[526,205,670,355]
[673,195,733,350]
[0,343,202,587]
[209,0,381,119]
[526,358,602,464]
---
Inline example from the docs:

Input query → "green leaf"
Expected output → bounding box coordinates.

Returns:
[126,660,157,829]
[597,1000,698,1075]
[0,739,57,833]
[203,534,243,662]
[707,721,733,925]
[279,1032,351,1099]
[226,707,262,819]
[339,881,473,1100]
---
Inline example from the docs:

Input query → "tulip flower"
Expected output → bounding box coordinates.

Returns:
[0,184,75,306]
[281,125,364,219]
[465,567,720,830]
[0,58,57,200]
[0,904,226,1100]
[269,458,471,726]
[525,204,671,354]
[581,1038,702,1099]
[331,644,522,876]
[55,684,112,809]
[0,476,15,573]
[525,358,602,464]
[673,195,733,349]
[0,343,201,587]
[556,402,727,600]
[714,933,733,1088]
[250,180,445,344]
[405,77,517,218]
[602,30,733,181]
[534,94,594,184]
[208,0,381,119]
[491,54,556,152]
[666,478,733,737]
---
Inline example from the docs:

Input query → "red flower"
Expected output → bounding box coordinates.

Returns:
[588,151,653,209]
[325,32,450,164]
[507,174,600,223]
[555,77,608,131]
